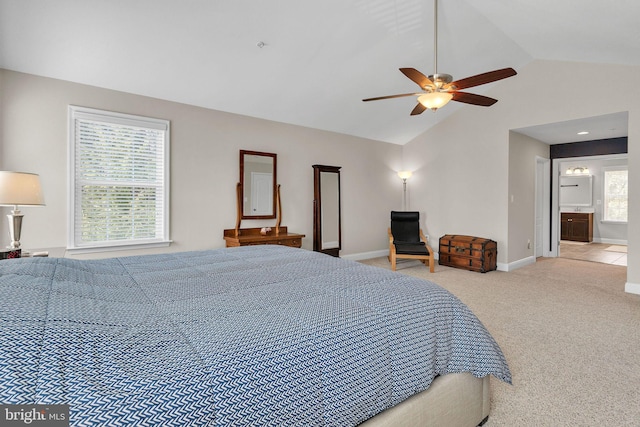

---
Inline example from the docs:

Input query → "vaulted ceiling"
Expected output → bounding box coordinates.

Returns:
[1,0,639,144]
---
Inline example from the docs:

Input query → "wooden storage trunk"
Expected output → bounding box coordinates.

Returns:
[438,235,497,273]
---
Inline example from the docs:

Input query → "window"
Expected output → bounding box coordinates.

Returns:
[68,106,170,252]
[603,167,628,222]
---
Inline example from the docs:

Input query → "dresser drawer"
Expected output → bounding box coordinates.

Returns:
[279,238,302,247]
[223,228,305,248]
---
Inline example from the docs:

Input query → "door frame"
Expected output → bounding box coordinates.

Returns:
[535,157,553,257]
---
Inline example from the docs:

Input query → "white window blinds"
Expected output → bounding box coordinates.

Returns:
[68,106,170,251]
[603,168,628,222]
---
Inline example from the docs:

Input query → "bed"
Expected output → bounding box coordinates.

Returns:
[0,245,511,426]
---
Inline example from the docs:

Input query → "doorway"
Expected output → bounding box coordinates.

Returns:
[535,157,550,257]
[513,111,629,265]
[552,154,628,265]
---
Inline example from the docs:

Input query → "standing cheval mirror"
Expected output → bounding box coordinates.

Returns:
[313,165,341,257]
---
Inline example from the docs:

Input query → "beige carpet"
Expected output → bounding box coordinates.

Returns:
[359,257,640,426]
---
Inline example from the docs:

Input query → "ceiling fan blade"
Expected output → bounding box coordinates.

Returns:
[410,103,427,116]
[362,93,417,102]
[400,68,435,90]
[448,68,517,90]
[451,91,498,107]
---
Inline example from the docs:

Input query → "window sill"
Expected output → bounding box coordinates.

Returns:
[66,240,172,255]
[600,220,627,225]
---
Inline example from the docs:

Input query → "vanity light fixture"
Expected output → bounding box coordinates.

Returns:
[565,166,590,175]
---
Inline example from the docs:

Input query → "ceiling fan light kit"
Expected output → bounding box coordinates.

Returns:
[363,0,517,115]
[418,92,453,110]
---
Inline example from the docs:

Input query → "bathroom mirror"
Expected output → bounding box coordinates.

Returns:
[240,150,277,219]
[560,175,593,206]
[313,165,341,257]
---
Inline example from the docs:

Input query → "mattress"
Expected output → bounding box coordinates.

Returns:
[0,245,511,426]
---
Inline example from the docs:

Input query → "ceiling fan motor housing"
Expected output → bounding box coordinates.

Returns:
[427,73,453,90]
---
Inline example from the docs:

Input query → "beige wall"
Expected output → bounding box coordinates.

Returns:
[508,131,549,263]
[0,69,403,258]
[3,60,640,290]
[403,59,640,287]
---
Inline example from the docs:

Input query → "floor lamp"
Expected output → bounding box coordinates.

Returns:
[398,171,412,211]
[0,171,45,250]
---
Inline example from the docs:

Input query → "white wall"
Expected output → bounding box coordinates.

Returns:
[403,59,640,288]
[0,69,403,259]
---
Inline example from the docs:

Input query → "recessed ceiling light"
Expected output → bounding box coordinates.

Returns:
[577,131,589,135]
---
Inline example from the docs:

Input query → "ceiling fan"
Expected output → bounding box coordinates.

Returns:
[362,0,517,115]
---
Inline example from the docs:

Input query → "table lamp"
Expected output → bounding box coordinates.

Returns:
[0,171,45,249]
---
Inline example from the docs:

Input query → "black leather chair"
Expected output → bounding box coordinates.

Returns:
[388,211,435,272]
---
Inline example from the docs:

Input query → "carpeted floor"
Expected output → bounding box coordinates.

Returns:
[359,257,640,426]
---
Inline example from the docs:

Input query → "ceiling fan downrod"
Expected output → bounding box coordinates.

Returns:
[430,0,452,89]
[433,0,438,77]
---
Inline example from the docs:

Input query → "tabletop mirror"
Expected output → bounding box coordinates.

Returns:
[240,150,277,219]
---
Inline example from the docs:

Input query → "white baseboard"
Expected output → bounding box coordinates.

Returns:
[625,282,640,295]
[499,256,536,272]
[341,249,388,261]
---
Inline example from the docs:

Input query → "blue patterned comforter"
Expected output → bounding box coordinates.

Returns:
[1,245,510,426]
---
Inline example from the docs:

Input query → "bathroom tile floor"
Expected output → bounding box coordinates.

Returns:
[559,241,627,266]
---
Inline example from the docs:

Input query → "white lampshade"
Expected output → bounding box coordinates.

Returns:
[0,171,45,207]
[418,92,453,110]
[397,170,413,180]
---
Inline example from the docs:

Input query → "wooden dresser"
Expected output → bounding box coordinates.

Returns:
[223,227,304,248]
[560,212,593,242]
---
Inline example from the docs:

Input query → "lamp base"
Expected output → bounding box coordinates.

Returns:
[7,208,24,249]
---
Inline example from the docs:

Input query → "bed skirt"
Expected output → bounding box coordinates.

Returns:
[359,373,490,427]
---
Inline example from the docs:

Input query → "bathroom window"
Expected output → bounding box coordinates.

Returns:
[603,167,627,222]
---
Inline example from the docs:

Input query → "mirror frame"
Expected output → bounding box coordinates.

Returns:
[239,150,277,219]
[313,164,341,257]
[560,175,593,207]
